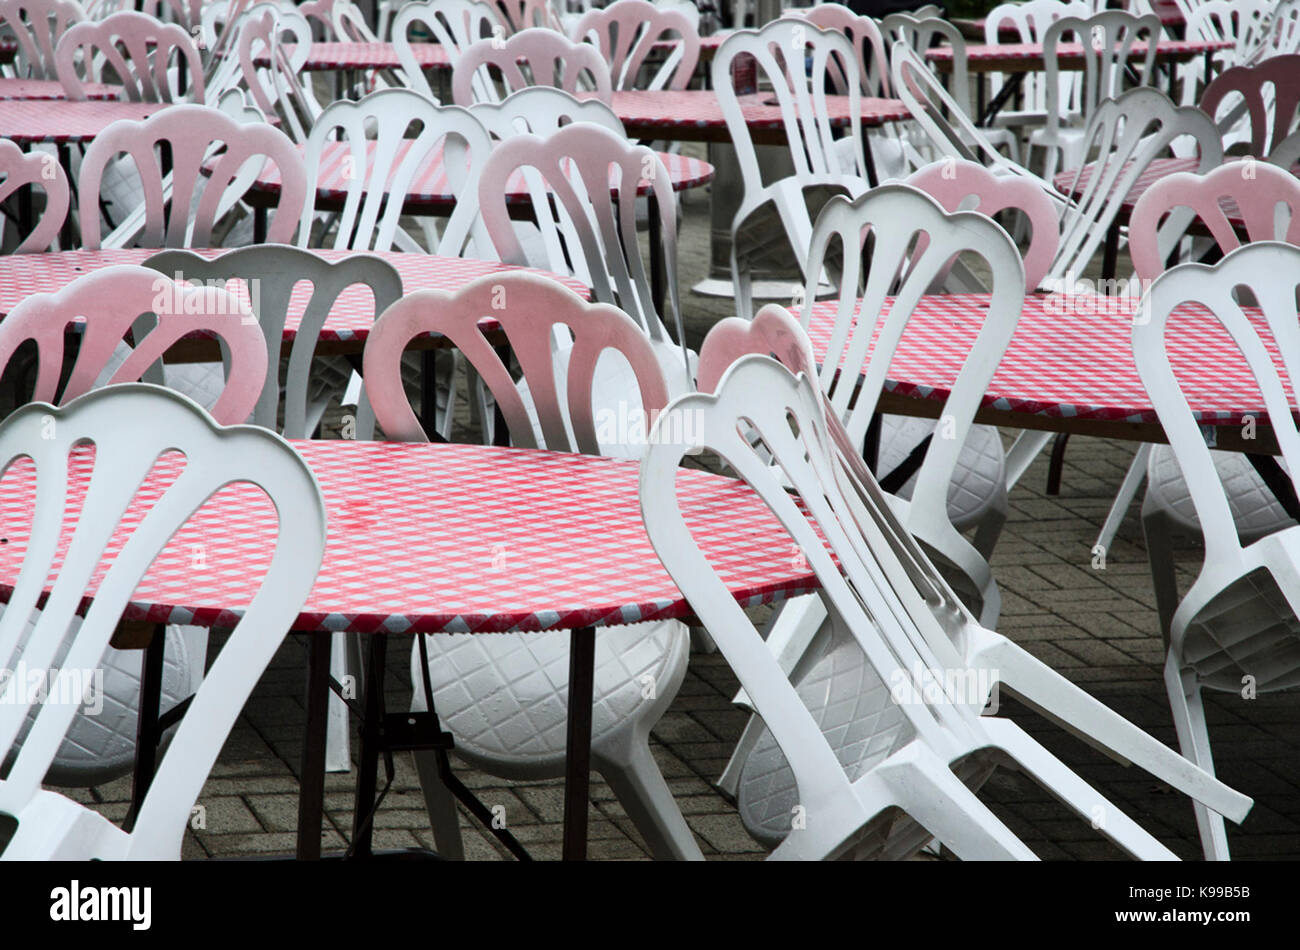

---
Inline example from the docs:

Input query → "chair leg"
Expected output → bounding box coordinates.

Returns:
[325,631,352,773]
[981,718,1178,860]
[597,741,704,860]
[1164,655,1231,861]
[716,710,768,799]
[1046,432,1070,495]
[1095,444,1150,555]
[1003,429,1054,490]
[412,750,466,860]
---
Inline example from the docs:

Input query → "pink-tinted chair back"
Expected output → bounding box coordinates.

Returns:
[78,104,307,249]
[906,159,1059,291]
[0,265,267,423]
[0,139,69,252]
[798,2,890,96]
[1128,159,1300,282]
[696,304,818,395]
[362,272,669,452]
[573,0,700,92]
[451,28,613,105]
[1199,55,1300,159]
[54,10,205,103]
[0,0,83,78]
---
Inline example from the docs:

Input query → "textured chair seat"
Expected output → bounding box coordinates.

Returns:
[878,415,1006,530]
[1146,444,1295,541]
[1180,567,1300,693]
[410,619,689,773]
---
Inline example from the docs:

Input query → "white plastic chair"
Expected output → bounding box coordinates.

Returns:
[0,267,267,791]
[78,102,308,249]
[1132,240,1300,860]
[1177,0,1271,105]
[207,4,319,142]
[477,122,695,418]
[297,88,494,254]
[790,2,890,97]
[0,0,84,80]
[712,20,871,320]
[450,27,613,105]
[571,0,700,92]
[392,0,503,100]
[357,272,701,861]
[1198,54,1300,158]
[1123,164,1300,660]
[53,9,204,102]
[1028,10,1161,179]
[984,0,1090,130]
[641,353,1246,859]
[468,84,625,139]
[491,0,556,34]
[0,384,326,859]
[0,138,69,252]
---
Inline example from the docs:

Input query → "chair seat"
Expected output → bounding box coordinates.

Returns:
[1146,443,1296,541]
[409,618,690,775]
[878,415,1006,530]
[1179,566,1300,694]
[737,631,996,856]
[3,616,192,788]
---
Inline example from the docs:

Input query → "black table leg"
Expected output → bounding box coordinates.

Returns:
[350,633,385,858]
[1101,218,1121,283]
[1247,453,1300,521]
[58,145,74,250]
[254,206,267,244]
[297,633,330,860]
[561,624,596,861]
[649,194,665,320]
[862,131,879,189]
[123,623,166,832]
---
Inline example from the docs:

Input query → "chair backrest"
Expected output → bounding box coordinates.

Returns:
[0,0,84,78]
[1052,86,1223,285]
[906,158,1060,292]
[330,0,377,41]
[0,264,266,423]
[985,0,1090,115]
[890,41,1059,200]
[639,356,984,848]
[713,21,867,198]
[79,103,308,249]
[789,2,889,97]
[1132,241,1300,570]
[0,139,69,253]
[393,0,503,99]
[0,383,325,859]
[492,0,555,34]
[1266,0,1300,60]
[451,27,612,104]
[1184,0,1273,63]
[469,85,624,139]
[881,12,968,109]
[360,272,669,451]
[798,185,1025,584]
[299,88,494,254]
[571,0,700,92]
[1042,10,1161,136]
[476,122,683,368]
[54,10,204,102]
[1128,159,1300,282]
[1199,55,1300,158]
[220,4,317,141]
[144,246,402,436]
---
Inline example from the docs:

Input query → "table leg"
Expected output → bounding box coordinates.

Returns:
[254,207,267,244]
[58,144,74,250]
[649,194,665,320]
[350,633,385,858]
[1247,454,1300,521]
[561,624,596,861]
[862,131,879,189]
[123,623,166,832]
[1101,218,1121,283]
[297,633,330,860]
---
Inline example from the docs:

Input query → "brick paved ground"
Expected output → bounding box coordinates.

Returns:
[66,142,1300,860]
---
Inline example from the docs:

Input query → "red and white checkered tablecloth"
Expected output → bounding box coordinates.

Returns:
[1053,156,1200,210]
[609,89,910,136]
[0,78,122,101]
[253,140,713,205]
[0,99,166,145]
[927,38,1231,67]
[801,293,1293,425]
[0,248,590,343]
[0,441,818,634]
[261,41,452,72]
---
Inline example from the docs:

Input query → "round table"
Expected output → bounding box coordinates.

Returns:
[608,89,911,148]
[0,247,590,352]
[262,40,451,72]
[926,38,1233,75]
[0,77,122,101]
[800,292,1291,453]
[0,438,817,860]
[247,141,714,211]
